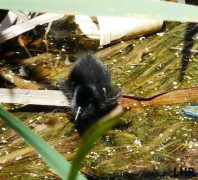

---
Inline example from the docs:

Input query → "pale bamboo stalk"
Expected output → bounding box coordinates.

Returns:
[0,88,68,106]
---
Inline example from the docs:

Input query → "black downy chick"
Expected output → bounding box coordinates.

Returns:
[60,54,122,133]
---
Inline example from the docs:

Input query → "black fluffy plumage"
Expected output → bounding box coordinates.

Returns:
[60,54,122,133]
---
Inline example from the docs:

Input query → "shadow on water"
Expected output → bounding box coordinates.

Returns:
[179,23,198,81]
[10,105,68,113]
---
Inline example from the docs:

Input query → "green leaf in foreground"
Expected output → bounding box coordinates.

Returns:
[0,0,197,23]
[0,107,87,180]
[69,105,123,180]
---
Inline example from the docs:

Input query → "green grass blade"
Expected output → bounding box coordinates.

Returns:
[0,107,87,180]
[0,0,197,22]
[69,106,123,180]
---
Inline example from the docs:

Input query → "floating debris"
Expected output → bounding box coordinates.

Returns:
[181,105,198,120]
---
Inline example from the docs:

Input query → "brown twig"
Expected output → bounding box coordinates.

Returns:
[119,87,198,108]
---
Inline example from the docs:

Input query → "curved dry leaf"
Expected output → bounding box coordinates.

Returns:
[75,15,100,39]
[98,16,163,45]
